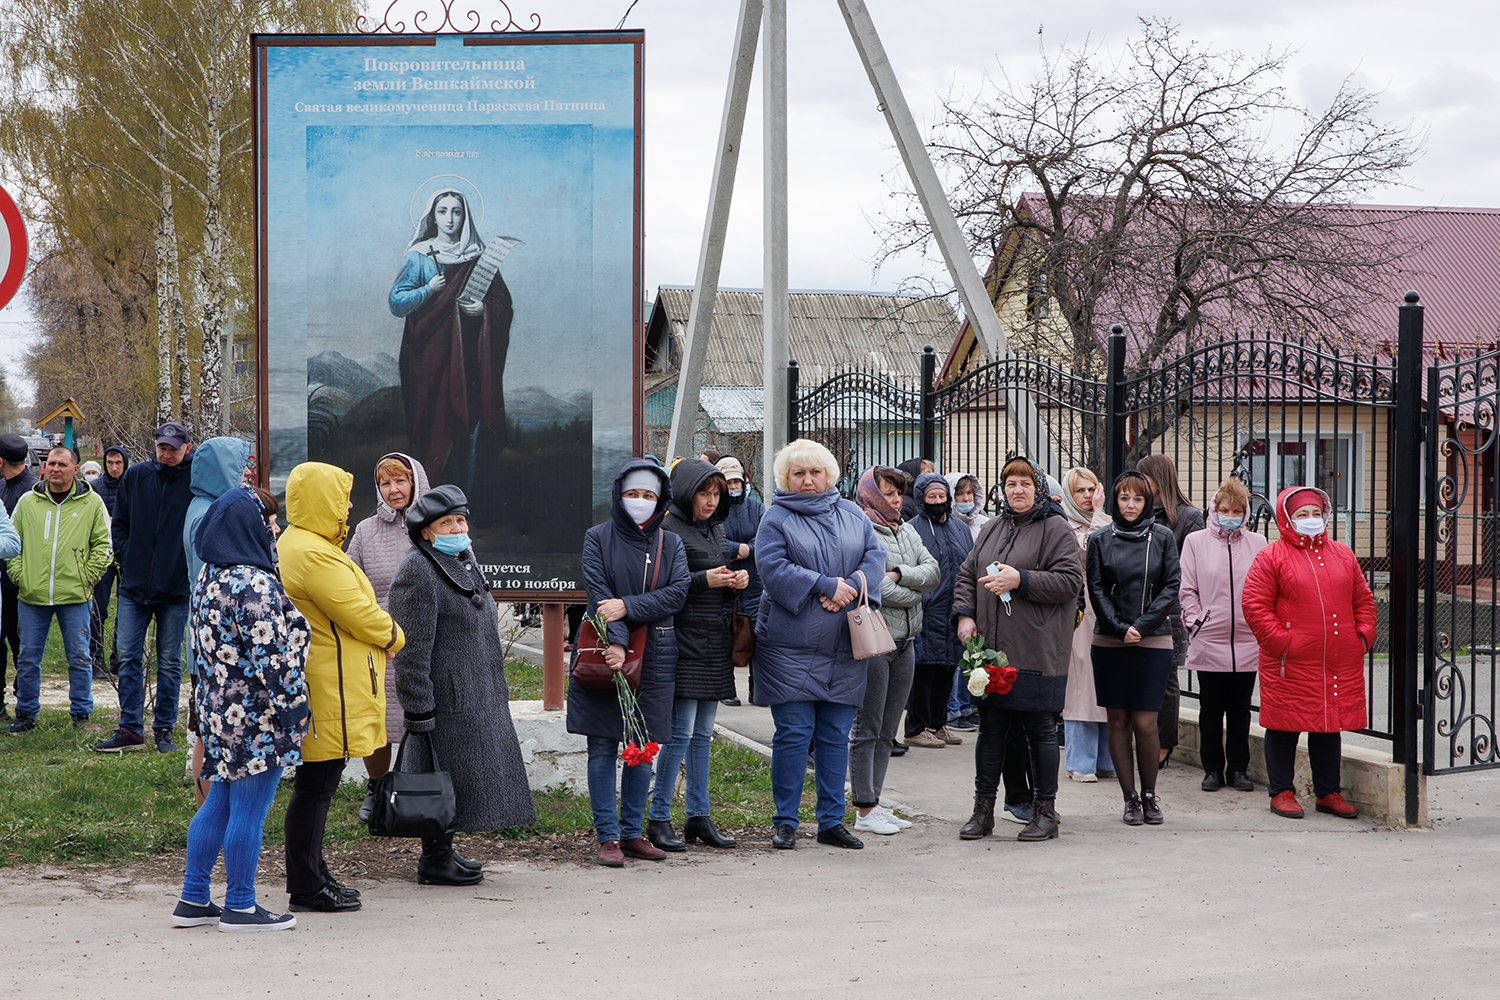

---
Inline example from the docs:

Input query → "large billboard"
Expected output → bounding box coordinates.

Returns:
[254,31,642,598]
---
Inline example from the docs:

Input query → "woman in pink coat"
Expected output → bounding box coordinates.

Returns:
[1241,486,1376,820]
[1179,478,1266,794]
[1060,467,1113,781]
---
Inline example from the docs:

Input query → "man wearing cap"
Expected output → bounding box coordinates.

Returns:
[0,432,37,722]
[94,422,195,753]
[6,446,110,733]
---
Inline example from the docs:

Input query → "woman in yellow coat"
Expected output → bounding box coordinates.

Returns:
[277,463,405,914]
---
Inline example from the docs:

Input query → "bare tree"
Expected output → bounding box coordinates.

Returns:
[883,17,1423,371]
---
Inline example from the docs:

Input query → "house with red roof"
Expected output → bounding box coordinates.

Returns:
[933,197,1500,569]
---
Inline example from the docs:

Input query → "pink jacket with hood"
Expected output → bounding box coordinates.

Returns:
[1179,508,1267,673]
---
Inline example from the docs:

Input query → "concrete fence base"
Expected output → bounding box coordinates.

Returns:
[510,700,589,792]
[1175,706,1427,827]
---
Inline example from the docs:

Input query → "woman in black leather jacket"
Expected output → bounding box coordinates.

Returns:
[1085,470,1181,826]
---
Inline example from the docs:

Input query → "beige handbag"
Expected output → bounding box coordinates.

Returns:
[846,570,897,659]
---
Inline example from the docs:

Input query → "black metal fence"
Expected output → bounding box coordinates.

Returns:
[790,295,1454,821]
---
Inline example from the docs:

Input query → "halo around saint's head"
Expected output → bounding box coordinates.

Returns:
[409,174,485,233]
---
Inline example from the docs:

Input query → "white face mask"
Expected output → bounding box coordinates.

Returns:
[1293,517,1325,537]
[729,489,743,498]
[621,497,657,524]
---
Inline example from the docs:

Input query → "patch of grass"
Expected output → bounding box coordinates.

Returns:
[504,657,545,701]
[673,738,855,828]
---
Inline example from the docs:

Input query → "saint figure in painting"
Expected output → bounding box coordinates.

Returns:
[389,188,514,522]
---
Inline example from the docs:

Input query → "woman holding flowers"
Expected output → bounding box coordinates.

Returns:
[570,460,691,867]
[390,484,536,885]
[952,457,1083,843]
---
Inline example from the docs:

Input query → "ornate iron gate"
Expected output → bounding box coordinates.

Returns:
[1424,345,1500,773]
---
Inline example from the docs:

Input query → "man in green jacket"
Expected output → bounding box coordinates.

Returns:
[6,446,112,732]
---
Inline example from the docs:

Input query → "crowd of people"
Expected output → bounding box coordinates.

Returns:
[0,422,1377,926]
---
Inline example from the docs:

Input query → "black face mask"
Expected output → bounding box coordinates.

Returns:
[923,499,952,522]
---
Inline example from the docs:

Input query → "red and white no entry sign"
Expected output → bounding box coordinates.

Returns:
[0,184,27,311]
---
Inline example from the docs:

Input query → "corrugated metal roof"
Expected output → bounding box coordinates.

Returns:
[648,286,959,387]
[699,385,764,433]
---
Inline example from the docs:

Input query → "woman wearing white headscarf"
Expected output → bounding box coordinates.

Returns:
[388,188,516,518]
[1059,467,1113,782]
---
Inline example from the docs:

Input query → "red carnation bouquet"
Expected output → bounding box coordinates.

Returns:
[586,610,659,766]
[961,636,1017,697]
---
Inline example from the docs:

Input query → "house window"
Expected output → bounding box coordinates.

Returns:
[1240,433,1362,511]
[1025,275,1050,320]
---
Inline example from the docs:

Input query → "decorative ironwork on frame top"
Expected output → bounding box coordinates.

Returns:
[356,0,541,34]
[1119,336,1396,414]
[935,353,1106,415]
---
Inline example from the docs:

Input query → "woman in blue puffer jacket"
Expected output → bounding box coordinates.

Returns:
[753,439,886,852]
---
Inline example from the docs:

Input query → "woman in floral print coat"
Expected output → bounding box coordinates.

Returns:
[174,487,311,933]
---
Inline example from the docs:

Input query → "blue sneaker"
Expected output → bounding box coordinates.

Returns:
[171,899,223,927]
[218,905,296,932]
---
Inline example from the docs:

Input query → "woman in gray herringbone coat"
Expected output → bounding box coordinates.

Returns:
[390,485,536,886]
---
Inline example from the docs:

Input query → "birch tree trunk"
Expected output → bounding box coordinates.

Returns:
[154,179,175,426]
[196,0,227,436]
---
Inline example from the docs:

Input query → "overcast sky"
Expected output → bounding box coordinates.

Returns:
[1,0,1495,405]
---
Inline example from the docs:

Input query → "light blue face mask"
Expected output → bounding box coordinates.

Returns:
[1217,514,1245,531]
[954,501,976,514]
[432,532,471,555]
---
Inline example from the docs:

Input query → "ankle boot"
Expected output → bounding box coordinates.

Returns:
[682,815,736,849]
[958,797,995,840]
[1017,798,1059,841]
[418,833,484,886]
[646,819,687,852]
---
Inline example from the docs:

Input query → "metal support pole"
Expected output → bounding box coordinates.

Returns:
[1391,290,1424,826]
[836,0,1057,476]
[919,344,936,463]
[1423,364,1439,777]
[541,602,565,711]
[1103,325,1127,493]
[666,0,763,462]
[786,358,800,444]
[761,0,789,500]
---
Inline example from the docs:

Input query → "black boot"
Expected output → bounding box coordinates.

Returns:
[958,797,995,840]
[1017,798,1059,841]
[682,815,736,849]
[418,833,483,886]
[646,819,687,852]
[358,778,378,824]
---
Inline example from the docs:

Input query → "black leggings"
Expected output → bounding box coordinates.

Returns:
[1263,729,1342,798]
[283,757,346,895]
[974,705,1056,802]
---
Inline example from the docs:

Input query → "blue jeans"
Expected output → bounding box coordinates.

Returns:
[586,737,652,844]
[649,698,718,821]
[182,767,283,910]
[769,700,857,832]
[1064,720,1114,774]
[15,601,93,719]
[114,597,189,735]
[946,663,974,721]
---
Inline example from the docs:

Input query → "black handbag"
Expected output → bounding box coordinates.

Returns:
[366,730,457,839]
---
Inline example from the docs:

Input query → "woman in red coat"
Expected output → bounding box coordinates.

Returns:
[1241,487,1376,820]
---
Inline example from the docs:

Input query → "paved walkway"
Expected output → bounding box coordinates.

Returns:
[9,663,1500,996]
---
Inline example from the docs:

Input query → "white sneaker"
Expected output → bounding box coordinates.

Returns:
[1067,769,1099,783]
[875,805,912,829]
[854,810,901,835]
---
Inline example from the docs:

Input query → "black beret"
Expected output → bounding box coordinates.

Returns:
[405,484,470,537]
[0,434,27,463]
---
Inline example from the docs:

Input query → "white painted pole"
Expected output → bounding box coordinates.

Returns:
[761,0,790,499]
[836,0,1059,475]
[665,0,764,463]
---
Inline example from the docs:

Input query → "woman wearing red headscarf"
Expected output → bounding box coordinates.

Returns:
[1241,487,1376,820]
